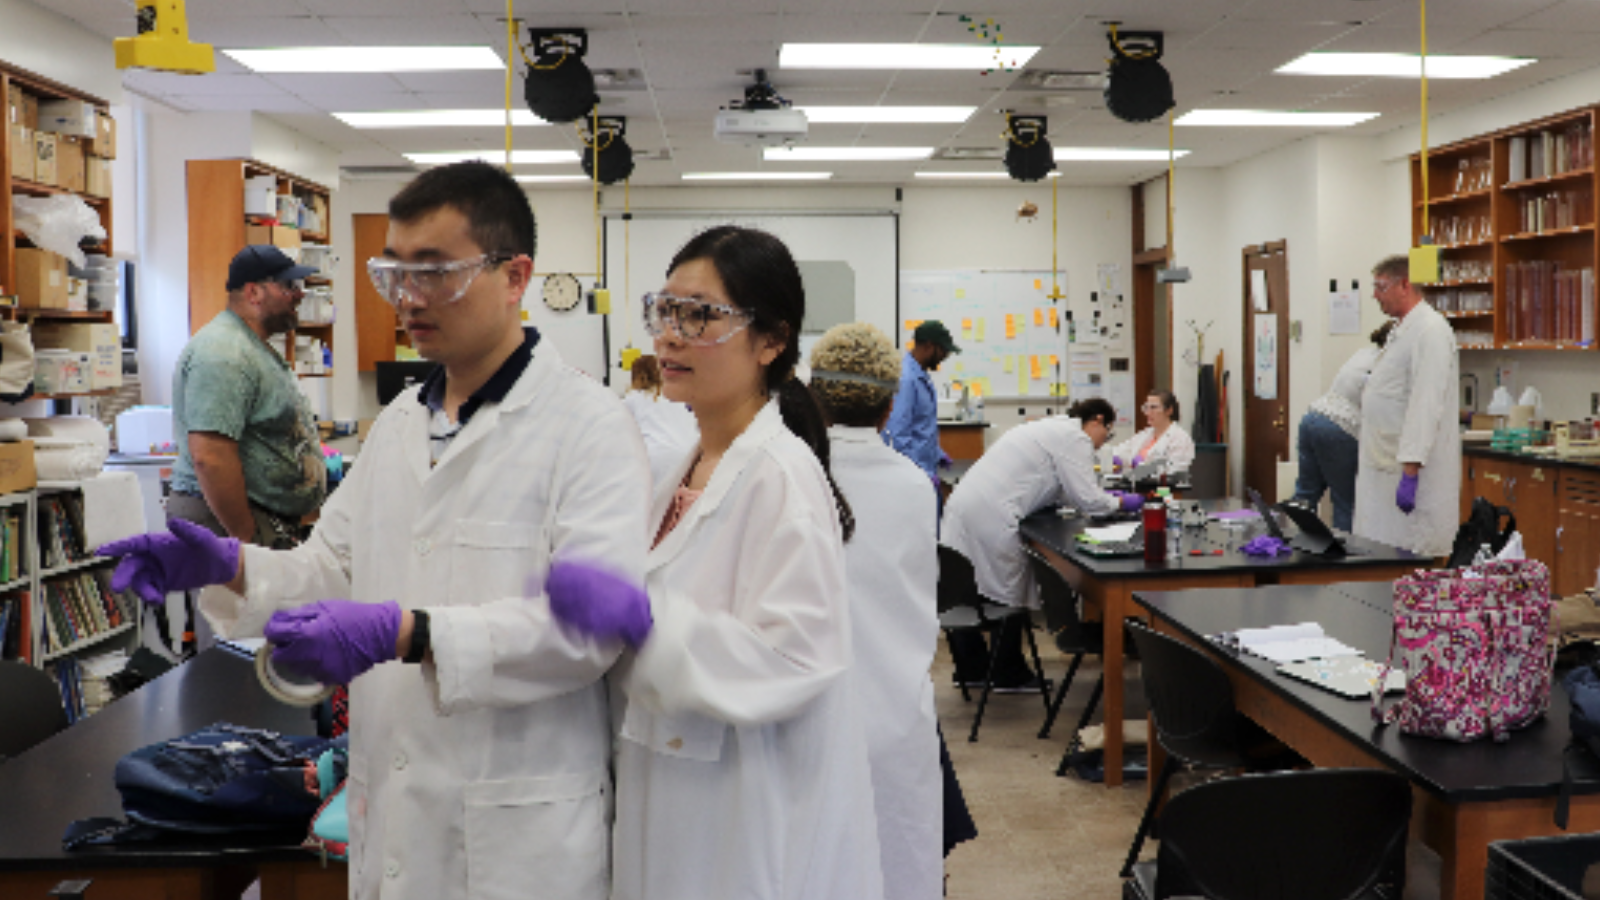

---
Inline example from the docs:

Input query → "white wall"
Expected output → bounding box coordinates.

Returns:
[0,0,122,103]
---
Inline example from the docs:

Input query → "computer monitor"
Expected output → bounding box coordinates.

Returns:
[375,361,439,406]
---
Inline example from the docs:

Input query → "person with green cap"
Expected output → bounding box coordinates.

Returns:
[884,320,959,482]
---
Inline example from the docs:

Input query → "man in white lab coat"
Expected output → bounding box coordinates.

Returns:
[1353,254,1461,558]
[98,162,650,900]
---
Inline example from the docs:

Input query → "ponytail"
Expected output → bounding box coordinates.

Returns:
[775,378,856,543]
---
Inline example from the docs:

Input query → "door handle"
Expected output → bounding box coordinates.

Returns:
[1508,477,1517,504]
[1558,525,1565,553]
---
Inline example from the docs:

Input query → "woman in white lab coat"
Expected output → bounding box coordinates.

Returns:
[1106,389,1196,475]
[943,398,1134,609]
[809,322,943,900]
[1354,258,1462,557]
[621,354,699,488]
[547,226,884,900]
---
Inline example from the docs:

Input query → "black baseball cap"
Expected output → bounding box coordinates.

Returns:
[226,245,318,292]
[914,320,960,354]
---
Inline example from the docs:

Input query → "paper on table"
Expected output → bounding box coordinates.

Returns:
[1234,622,1362,663]
[1081,523,1140,543]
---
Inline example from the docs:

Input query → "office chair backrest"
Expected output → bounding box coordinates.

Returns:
[937,545,982,615]
[1024,547,1091,648]
[1153,769,1412,900]
[0,660,68,762]
[1127,621,1241,766]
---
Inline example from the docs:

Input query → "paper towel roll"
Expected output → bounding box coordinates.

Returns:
[25,416,111,451]
[1508,405,1536,430]
[0,419,27,442]
[32,437,107,482]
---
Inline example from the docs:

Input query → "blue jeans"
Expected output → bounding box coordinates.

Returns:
[1292,410,1360,532]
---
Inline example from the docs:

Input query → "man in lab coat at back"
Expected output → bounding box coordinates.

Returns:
[1353,254,1461,558]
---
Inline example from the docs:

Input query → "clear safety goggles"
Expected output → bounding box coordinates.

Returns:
[641,292,754,346]
[366,254,511,308]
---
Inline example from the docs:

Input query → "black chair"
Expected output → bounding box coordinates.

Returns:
[1121,621,1255,878]
[1024,547,1106,776]
[0,660,68,762]
[936,544,1050,742]
[1123,768,1412,900]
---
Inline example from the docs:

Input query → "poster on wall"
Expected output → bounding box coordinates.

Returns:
[1250,269,1270,312]
[1328,290,1362,335]
[1106,369,1136,428]
[1253,314,1278,400]
[1070,350,1104,400]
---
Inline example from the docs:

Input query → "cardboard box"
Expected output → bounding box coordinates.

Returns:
[55,135,85,193]
[0,440,38,494]
[37,98,94,138]
[5,85,20,126]
[244,175,277,217]
[8,124,32,181]
[85,156,111,198]
[31,322,121,389]
[32,131,56,185]
[246,224,302,254]
[22,93,37,129]
[91,111,115,159]
[14,248,68,309]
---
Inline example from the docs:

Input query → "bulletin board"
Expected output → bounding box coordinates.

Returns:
[899,269,1081,401]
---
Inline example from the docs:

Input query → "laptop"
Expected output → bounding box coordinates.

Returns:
[1245,487,1287,541]
[1277,656,1405,699]
[1075,525,1146,558]
[1275,500,1351,559]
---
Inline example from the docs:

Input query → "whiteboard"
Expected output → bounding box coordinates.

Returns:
[899,269,1075,401]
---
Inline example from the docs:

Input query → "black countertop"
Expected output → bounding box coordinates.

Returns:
[1464,444,1600,475]
[936,420,991,428]
[1020,499,1425,581]
[0,647,324,872]
[1138,581,1600,804]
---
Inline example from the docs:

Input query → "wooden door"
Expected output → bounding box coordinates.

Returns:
[1557,472,1600,596]
[1242,241,1290,502]
[1512,461,1557,571]
[353,213,398,372]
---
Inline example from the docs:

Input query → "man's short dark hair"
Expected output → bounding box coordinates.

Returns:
[389,161,537,258]
[1068,397,1117,426]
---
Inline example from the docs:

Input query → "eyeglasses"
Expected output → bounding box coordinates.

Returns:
[366,254,511,308]
[1373,278,1397,295]
[642,292,754,346]
[1141,403,1163,412]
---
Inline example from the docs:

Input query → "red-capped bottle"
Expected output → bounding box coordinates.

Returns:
[1142,495,1166,564]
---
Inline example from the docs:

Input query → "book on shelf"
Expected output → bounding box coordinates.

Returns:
[37,495,92,570]
[39,570,135,655]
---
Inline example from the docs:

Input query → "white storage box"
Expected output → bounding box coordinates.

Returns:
[34,349,89,394]
[245,175,277,217]
[115,406,175,455]
[37,98,95,138]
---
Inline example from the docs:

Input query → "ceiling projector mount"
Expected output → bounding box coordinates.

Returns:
[714,69,808,146]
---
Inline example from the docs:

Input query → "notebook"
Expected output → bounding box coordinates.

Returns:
[1228,622,1361,663]
[1277,656,1406,699]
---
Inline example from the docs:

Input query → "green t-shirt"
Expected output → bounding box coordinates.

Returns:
[171,310,327,517]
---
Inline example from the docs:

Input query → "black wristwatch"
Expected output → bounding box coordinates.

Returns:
[403,609,431,664]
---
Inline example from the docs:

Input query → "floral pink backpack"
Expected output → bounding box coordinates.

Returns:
[1371,559,1556,742]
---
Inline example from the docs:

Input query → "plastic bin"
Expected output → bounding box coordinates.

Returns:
[1486,833,1600,900]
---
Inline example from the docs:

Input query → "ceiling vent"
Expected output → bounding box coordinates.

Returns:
[593,69,645,90]
[1026,71,1108,91]
[933,146,1004,160]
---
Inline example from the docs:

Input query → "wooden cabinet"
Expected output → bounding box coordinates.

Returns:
[353,213,413,372]
[1512,462,1558,568]
[1557,471,1600,596]
[186,159,334,378]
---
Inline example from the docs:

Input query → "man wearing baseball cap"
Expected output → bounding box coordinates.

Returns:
[166,244,327,566]
[885,319,960,482]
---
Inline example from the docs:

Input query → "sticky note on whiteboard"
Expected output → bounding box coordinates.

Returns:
[1003,356,1015,373]
[955,288,966,299]
[976,319,986,341]
[1049,308,1059,328]
[1030,355,1042,379]
[1034,308,1045,327]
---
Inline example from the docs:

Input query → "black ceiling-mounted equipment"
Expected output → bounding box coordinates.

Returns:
[1104,29,1174,124]
[1003,114,1055,182]
[581,116,635,185]
[524,28,598,124]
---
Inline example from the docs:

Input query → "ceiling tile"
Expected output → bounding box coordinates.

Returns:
[262,72,411,95]
[162,93,325,113]
[322,15,495,46]
[190,15,351,47]
[300,0,466,14]
[121,71,287,96]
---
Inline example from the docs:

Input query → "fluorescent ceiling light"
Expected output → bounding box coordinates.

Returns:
[1055,148,1189,161]
[405,150,580,165]
[1277,52,1535,79]
[915,171,1060,179]
[797,106,976,124]
[336,110,545,128]
[515,175,591,183]
[765,146,934,161]
[683,172,833,181]
[1176,110,1380,127]
[224,46,502,74]
[780,43,1040,70]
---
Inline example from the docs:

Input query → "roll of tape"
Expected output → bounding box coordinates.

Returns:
[255,644,335,707]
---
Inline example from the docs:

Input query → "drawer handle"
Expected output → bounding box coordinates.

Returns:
[1558,526,1565,554]
[1509,477,1517,504]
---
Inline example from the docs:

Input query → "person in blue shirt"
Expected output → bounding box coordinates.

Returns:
[885,320,959,479]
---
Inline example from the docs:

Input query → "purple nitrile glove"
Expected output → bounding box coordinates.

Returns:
[938,449,954,470]
[1240,535,1292,558]
[545,558,653,648]
[1396,472,1419,514]
[264,599,401,685]
[1131,454,1145,467]
[96,518,240,606]
[1119,493,1144,513]
[1112,455,1124,470]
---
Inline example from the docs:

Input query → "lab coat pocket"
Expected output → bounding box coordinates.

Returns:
[451,520,543,606]
[1365,428,1402,473]
[620,701,728,762]
[463,769,609,900]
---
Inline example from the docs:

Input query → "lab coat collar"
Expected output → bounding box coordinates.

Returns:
[828,424,884,445]
[647,398,784,572]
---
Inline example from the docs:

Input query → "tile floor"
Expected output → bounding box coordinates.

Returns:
[935,632,1443,900]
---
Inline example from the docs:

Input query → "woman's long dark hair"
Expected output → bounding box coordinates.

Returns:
[669,226,855,541]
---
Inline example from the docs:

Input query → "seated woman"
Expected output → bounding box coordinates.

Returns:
[1108,389,1195,476]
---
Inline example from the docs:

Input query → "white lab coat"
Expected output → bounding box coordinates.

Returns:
[942,416,1119,608]
[610,401,884,900]
[622,389,699,490]
[1107,423,1197,474]
[829,425,942,900]
[201,342,650,900]
[1354,303,1461,557]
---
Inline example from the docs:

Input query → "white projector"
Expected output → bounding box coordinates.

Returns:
[714,107,808,146]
